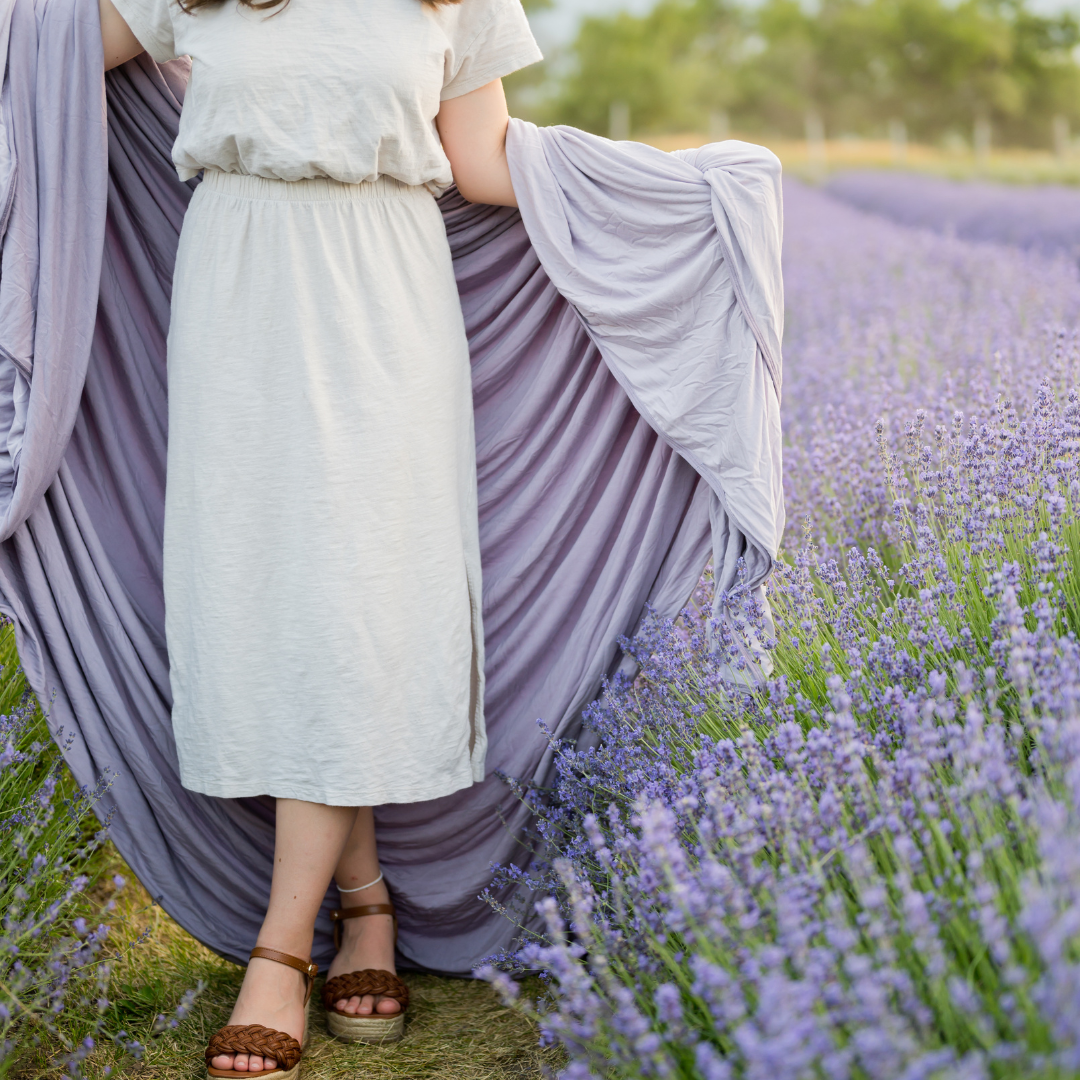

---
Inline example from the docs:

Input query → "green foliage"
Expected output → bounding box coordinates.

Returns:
[533,0,1080,146]
[0,624,104,1076]
[542,0,744,134]
[0,622,202,1079]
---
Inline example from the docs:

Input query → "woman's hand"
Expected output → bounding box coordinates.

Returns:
[100,0,144,70]
[435,79,516,208]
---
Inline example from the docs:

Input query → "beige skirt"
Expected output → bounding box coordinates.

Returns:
[163,169,484,805]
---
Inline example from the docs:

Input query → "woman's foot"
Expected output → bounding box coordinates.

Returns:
[325,901,401,1017]
[209,955,308,1073]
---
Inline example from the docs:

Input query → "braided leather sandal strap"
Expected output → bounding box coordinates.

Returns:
[322,968,410,1014]
[330,903,398,950]
[249,946,319,1006]
[205,1023,302,1070]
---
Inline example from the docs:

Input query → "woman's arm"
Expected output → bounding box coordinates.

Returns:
[435,79,516,208]
[100,0,144,70]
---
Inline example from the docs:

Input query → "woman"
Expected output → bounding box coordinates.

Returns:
[99,0,542,1073]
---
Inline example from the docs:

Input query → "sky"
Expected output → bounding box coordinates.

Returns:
[526,0,1080,51]
[526,0,655,51]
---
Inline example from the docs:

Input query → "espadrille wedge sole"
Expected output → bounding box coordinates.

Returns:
[326,1007,405,1044]
[323,902,409,1044]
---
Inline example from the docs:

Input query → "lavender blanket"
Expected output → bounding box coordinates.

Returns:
[0,0,783,972]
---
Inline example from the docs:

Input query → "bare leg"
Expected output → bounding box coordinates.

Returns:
[210,799,358,1074]
[324,806,401,1017]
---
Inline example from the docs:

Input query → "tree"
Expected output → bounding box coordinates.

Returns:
[540,0,744,134]
[534,0,1080,147]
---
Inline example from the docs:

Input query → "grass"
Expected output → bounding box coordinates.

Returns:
[0,606,560,1078]
[12,841,564,1079]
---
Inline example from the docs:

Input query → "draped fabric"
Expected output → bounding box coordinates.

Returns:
[506,122,785,613]
[0,0,783,973]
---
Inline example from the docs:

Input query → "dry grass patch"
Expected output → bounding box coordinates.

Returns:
[640,134,1080,185]
[16,849,563,1080]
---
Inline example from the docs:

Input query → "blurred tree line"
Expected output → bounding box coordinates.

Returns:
[509,0,1080,148]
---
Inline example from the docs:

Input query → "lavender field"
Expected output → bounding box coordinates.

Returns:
[824,172,1080,263]
[5,176,1080,1079]
[482,180,1080,1079]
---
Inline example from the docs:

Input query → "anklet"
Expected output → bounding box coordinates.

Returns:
[336,870,383,894]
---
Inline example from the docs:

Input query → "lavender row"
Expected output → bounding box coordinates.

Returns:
[480,187,1080,1078]
[782,180,1080,562]
[825,171,1080,263]
[0,626,197,1078]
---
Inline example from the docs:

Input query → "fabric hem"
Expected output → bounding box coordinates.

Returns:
[439,44,543,101]
[177,767,481,807]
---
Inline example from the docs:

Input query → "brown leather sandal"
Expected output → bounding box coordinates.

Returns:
[323,902,409,1044]
[205,947,318,1079]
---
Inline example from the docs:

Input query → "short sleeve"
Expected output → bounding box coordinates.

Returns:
[441,0,543,101]
[111,0,179,63]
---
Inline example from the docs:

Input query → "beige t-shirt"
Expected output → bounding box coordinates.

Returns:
[112,0,542,189]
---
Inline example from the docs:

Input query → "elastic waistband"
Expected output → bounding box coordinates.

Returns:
[199,169,427,203]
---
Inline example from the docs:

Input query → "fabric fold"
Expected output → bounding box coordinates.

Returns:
[0,0,108,537]
[506,121,785,607]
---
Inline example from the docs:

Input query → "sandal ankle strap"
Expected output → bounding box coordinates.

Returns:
[330,903,398,950]
[249,946,319,1006]
[332,903,396,920]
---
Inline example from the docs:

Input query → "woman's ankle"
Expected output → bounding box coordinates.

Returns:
[337,878,390,906]
[253,928,315,961]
